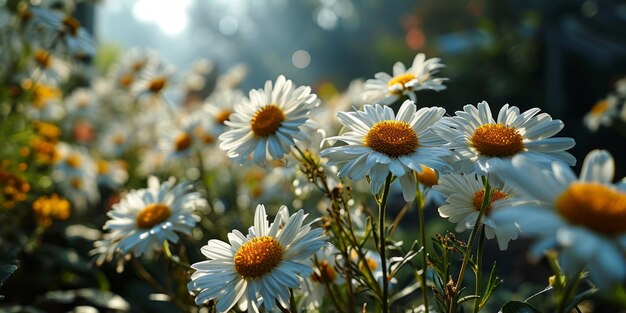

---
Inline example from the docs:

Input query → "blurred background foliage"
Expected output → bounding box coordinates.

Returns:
[95,0,626,177]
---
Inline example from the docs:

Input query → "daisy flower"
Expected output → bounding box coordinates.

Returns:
[218,75,320,165]
[349,249,397,288]
[158,120,198,162]
[491,150,626,289]
[28,7,95,57]
[131,61,177,106]
[299,245,344,312]
[363,53,447,105]
[106,49,158,92]
[434,101,576,175]
[215,63,248,91]
[434,173,531,250]
[64,87,100,120]
[203,88,245,137]
[97,122,134,158]
[96,159,128,190]
[583,95,619,132]
[187,204,327,312]
[24,81,65,121]
[181,58,214,95]
[102,176,203,258]
[29,48,71,85]
[52,143,99,211]
[320,100,450,201]
[91,236,128,273]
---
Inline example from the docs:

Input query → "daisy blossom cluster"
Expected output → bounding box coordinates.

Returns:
[1,2,625,312]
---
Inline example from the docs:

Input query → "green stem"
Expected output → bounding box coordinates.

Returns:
[378,173,393,313]
[473,227,486,313]
[289,288,298,313]
[416,186,430,313]
[556,269,583,313]
[162,241,192,270]
[454,177,492,293]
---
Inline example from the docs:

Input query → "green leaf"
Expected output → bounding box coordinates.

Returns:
[0,264,18,287]
[499,301,543,313]
[480,262,503,308]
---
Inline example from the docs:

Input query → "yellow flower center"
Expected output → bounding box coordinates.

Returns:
[417,165,438,187]
[97,160,109,175]
[148,77,167,93]
[471,123,524,157]
[311,260,337,283]
[65,154,82,168]
[62,16,80,36]
[387,73,416,94]
[359,257,378,272]
[112,134,125,145]
[132,61,146,72]
[32,84,61,108]
[136,203,172,229]
[250,105,285,137]
[119,73,134,88]
[174,133,193,151]
[234,236,284,279]
[556,183,626,234]
[216,110,232,124]
[366,121,418,157]
[472,189,509,215]
[69,178,82,189]
[590,100,610,116]
[34,50,51,68]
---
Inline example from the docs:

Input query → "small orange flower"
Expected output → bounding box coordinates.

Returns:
[0,171,31,209]
[32,194,71,226]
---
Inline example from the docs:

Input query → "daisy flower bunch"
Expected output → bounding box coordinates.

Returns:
[3,2,626,311]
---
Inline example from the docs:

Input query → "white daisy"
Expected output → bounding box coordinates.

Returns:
[218,75,320,165]
[64,87,100,120]
[320,100,451,201]
[434,101,576,175]
[187,204,327,312]
[28,7,96,57]
[97,122,134,158]
[299,245,344,312]
[583,95,618,132]
[91,236,128,273]
[102,176,203,258]
[349,249,397,288]
[96,159,128,190]
[203,88,245,137]
[131,61,177,106]
[29,48,71,85]
[52,143,99,211]
[434,173,531,250]
[25,82,65,121]
[363,53,447,105]
[158,120,199,162]
[491,150,626,289]
[215,63,248,91]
